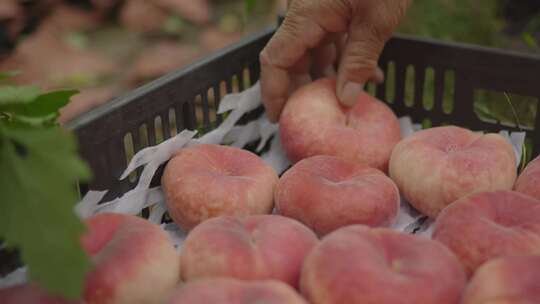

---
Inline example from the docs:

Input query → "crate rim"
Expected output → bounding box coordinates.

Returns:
[66,27,540,134]
[65,26,276,133]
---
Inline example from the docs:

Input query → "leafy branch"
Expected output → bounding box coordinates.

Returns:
[0,74,92,299]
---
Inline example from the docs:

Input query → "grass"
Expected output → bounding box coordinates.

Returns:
[396,0,539,135]
[398,0,505,47]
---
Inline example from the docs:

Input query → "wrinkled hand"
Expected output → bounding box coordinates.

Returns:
[260,0,412,122]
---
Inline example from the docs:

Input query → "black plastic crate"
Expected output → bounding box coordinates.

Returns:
[66,26,540,201]
[2,21,540,283]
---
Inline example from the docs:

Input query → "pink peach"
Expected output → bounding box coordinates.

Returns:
[161,144,279,230]
[180,215,318,288]
[279,78,401,172]
[0,213,180,304]
[463,256,540,304]
[166,278,308,304]
[433,191,540,276]
[0,284,81,304]
[275,155,400,236]
[515,155,540,201]
[300,225,466,304]
[389,126,517,218]
[81,213,180,303]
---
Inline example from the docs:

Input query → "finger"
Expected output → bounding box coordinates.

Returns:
[336,19,388,107]
[334,35,384,84]
[260,0,351,122]
[290,52,313,95]
[260,16,327,122]
[370,67,385,84]
[310,43,337,79]
[260,63,291,122]
[336,1,411,107]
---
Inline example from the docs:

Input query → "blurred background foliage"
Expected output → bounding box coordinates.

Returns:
[398,0,540,130]
[0,0,539,128]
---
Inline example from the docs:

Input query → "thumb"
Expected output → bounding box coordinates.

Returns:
[336,19,390,107]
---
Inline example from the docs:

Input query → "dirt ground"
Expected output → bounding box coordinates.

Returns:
[0,0,286,123]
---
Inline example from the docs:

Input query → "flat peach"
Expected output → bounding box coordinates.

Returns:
[390,126,516,218]
[275,155,399,236]
[301,225,466,304]
[0,284,81,304]
[180,215,318,288]
[279,78,401,172]
[463,256,540,304]
[0,213,180,304]
[433,191,540,275]
[162,144,279,230]
[167,278,308,304]
[81,213,180,304]
[515,156,540,201]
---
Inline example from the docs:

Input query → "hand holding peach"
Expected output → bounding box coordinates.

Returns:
[279,78,401,172]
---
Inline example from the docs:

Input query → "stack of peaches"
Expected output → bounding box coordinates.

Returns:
[3,78,540,304]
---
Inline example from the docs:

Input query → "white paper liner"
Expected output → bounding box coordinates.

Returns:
[1,81,527,286]
[0,267,27,289]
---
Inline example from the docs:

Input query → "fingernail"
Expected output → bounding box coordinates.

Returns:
[340,82,364,107]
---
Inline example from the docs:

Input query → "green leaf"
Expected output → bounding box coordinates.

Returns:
[1,90,78,118]
[64,32,89,50]
[0,122,92,299]
[0,86,41,107]
[9,113,59,128]
[245,0,257,12]
[522,32,539,50]
[163,15,185,34]
[0,71,21,82]
[28,90,78,117]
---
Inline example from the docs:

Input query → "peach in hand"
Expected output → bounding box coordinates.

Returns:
[180,215,318,288]
[463,256,540,304]
[275,155,400,236]
[166,278,308,304]
[279,78,401,172]
[161,144,279,230]
[389,126,517,218]
[433,191,540,275]
[301,225,466,304]
[515,155,540,201]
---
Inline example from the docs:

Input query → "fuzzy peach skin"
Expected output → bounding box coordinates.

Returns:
[275,155,400,236]
[462,256,540,304]
[161,144,279,230]
[515,156,540,201]
[180,215,318,288]
[81,213,180,304]
[300,225,466,304]
[0,284,82,304]
[389,125,516,218]
[279,78,401,172]
[433,191,540,276]
[0,213,180,304]
[167,278,308,304]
